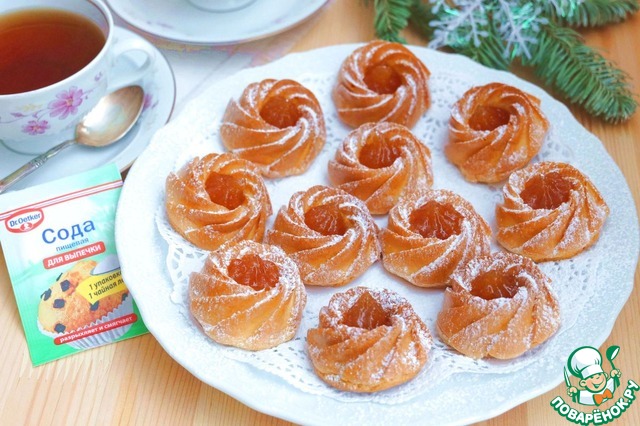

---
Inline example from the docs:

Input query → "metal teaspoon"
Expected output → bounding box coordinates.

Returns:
[0,85,145,194]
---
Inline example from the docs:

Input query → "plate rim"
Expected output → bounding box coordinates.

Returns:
[107,0,330,46]
[116,43,640,425]
[112,26,176,171]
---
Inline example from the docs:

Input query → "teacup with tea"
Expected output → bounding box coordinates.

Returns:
[0,0,155,154]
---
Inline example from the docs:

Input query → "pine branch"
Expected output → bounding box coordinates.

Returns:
[545,0,639,27]
[364,0,637,122]
[408,0,436,40]
[494,1,547,60]
[522,22,637,122]
[370,0,414,43]
[451,23,511,70]
[428,0,489,49]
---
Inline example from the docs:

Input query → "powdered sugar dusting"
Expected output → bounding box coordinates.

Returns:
[154,63,628,403]
[440,252,560,359]
[382,189,492,287]
[220,79,326,178]
[117,45,639,424]
[496,162,610,261]
[334,41,430,128]
[447,83,548,183]
[328,122,433,215]
[265,185,380,287]
[307,286,431,392]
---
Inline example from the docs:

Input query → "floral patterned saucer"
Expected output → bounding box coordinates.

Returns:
[0,27,175,192]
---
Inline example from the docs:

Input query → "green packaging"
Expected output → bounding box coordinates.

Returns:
[0,163,148,366]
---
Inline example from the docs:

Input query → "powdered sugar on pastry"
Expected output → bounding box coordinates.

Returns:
[446,82,548,183]
[496,161,609,261]
[328,122,433,214]
[307,286,431,392]
[189,240,306,350]
[380,189,492,288]
[221,79,326,178]
[165,152,272,250]
[333,41,430,128]
[266,185,380,286]
[437,251,560,359]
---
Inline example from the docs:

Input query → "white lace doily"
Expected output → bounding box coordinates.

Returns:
[115,44,639,426]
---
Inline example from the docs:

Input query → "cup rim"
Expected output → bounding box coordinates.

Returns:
[0,0,113,100]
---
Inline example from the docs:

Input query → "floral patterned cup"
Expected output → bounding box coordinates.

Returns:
[0,0,155,154]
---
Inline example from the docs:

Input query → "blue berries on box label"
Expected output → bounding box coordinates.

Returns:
[41,289,51,301]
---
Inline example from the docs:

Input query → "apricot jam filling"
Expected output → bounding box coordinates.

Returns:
[469,269,521,300]
[205,172,246,210]
[409,201,464,240]
[304,203,348,236]
[260,95,301,128]
[341,292,392,329]
[364,64,402,95]
[468,105,511,131]
[227,254,280,290]
[520,172,573,210]
[359,137,402,169]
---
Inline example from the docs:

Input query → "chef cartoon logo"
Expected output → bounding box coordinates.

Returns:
[565,346,621,406]
[550,345,639,425]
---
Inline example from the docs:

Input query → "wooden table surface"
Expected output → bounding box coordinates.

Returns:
[1,1,638,424]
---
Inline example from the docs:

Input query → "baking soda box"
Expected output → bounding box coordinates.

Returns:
[0,163,148,366]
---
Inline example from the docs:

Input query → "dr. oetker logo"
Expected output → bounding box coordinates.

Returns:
[5,209,44,233]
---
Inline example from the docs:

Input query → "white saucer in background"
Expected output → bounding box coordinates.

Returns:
[106,0,329,45]
[0,27,175,192]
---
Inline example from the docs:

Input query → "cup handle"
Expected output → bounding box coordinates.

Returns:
[107,37,156,91]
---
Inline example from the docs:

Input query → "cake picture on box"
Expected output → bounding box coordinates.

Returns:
[37,256,135,350]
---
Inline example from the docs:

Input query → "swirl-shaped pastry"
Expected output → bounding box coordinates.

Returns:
[165,152,272,251]
[307,286,431,392]
[380,189,491,288]
[189,240,306,350]
[328,122,433,214]
[446,82,549,183]
[266,185,380,286]
[496,161,609,261]
[437,252,560,359]
[333,40,431,128]
[220,79,326,178]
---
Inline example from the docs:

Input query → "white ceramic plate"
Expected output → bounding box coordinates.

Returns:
[115,44,639,425]
[107,0,329,45]
[0,27,175,192]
